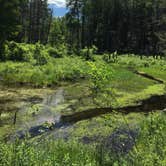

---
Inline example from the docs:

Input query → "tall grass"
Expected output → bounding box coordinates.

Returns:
[0,57,90,87]
[0,140,97,166]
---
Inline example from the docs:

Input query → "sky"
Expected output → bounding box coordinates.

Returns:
[48,0,67,17]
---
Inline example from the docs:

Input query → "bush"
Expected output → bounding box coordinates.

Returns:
[103,51,118,63]
[0,41,52,65]
[80,45,97,61]
[87,61,114,106]
[1,41,33,62]
[47,47,63,58]
[33,43,49,65]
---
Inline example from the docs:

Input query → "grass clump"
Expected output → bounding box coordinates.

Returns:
[0,140,97,166]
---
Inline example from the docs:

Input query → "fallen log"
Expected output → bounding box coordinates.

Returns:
[134,71,164,84]
[60,94,166,124]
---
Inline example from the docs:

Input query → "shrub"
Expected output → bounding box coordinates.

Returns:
[80,45,97,61]
[103,51,118,63]
[3,41,24,61]
[1,41,34,62]
[33,43,49,65]
[87,61,114,106]
[47,47,63,58]
[0,41,52,65]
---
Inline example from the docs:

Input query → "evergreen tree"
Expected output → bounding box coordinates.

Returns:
[28,0,53,44]
[49,18,66,46]
[0,0,21,48]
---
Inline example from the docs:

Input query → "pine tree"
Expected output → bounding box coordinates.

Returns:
[0,0,21,47]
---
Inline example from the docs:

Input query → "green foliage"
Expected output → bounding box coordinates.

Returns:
[0,56,89,86]
[33,43,49,65]
[0,41,70,65]
[0,140,97,166]
[134,112,166,165]
[87,61,114,106]
[1,41,51,65]
[47,44,67,58]
[2,41,33,62]
[80,45,97,61]
[47,47,63,58]
[0,113,165,166]
[88,62,110,93]
[103,51,118,63]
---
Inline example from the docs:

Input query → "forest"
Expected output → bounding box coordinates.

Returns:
[0,0,166,165]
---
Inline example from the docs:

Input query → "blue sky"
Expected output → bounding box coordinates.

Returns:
[48,0,67,17]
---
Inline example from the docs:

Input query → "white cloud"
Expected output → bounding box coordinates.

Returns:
[48,0,66,8]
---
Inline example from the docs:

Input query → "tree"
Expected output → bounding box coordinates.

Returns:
[65,0,166,56]
[0,0,21,49]
[28,0,52,44]
[49,18,66,47]
[66,0,84,52]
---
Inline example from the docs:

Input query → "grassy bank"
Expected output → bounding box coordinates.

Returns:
[0,56,89,87]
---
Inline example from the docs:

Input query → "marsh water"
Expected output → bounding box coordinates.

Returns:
[0,81,166,143]
[0,82,93,140]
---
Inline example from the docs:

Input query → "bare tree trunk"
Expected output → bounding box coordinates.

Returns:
[13,111,18,125]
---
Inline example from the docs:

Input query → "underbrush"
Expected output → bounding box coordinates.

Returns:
[1,41,66,65]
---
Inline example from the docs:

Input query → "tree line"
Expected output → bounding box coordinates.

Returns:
[66,0,166,55]
[0,0,166,56]
[0,0,52,47]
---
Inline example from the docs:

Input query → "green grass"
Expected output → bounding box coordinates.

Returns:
[117,55,166,81]
[140,67,166,81]
[116,84,165,107]
[0,57,89,87]
[111,66,155,93]
[0,140,97,166]
[0,112,165,166]
[1,52,166,165]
